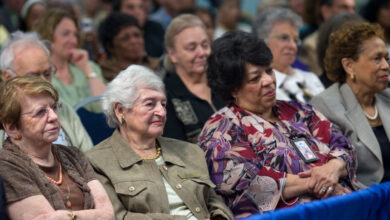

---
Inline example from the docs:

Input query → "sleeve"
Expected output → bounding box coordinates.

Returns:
[206,185,234,220]
[60,101,93,152]
[163,96,187,141]
[89,162,186,220]
[306,105,358,189]
[197,114,286,216]
[0,158,41,203]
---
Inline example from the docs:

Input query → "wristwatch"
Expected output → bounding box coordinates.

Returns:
[87,71,97,79]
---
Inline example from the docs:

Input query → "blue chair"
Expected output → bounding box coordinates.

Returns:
[74,96,114,145]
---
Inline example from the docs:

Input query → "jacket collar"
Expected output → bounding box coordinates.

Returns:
[110,130,186,168]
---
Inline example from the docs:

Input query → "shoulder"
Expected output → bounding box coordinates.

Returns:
[55,144,85,160]
[310,83,343,108]
[377,88,390,101]
[87,136,113,156]
[160,137,203,155]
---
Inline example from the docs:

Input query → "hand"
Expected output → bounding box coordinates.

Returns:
[69,48,90,72]
[298,159,346,197]
[320,183,351,199]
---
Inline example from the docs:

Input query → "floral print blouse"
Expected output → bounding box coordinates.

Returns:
[197,101,358,217]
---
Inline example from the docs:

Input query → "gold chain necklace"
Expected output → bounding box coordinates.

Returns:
[142,147,161,160]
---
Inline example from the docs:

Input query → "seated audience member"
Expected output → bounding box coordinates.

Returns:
[316,12,364,88]
[194,7,215,42]
[0,31,93,152]
[311,23,390,188]
[198,31,358,218]
[0,76,114,219]
[162,14,226,143]
[149,0,191,30]
[19,0,46,31]
[252,7,325,103]
[98,12,158,81]
[86,65,233,220]
[361,0,390,51]
[213,0,251,40]
[33,8,106,112]
[114,0,165,58]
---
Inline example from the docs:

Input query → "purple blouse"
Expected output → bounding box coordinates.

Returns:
[198,101,358,217]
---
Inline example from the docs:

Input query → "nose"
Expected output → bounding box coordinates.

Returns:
[47,107,59,122]
[197,45,209,57]
[155,103,166,117]
[381,57,390,71]
[261,71,275,86]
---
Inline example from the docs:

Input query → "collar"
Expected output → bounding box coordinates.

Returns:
[164,71,193,97]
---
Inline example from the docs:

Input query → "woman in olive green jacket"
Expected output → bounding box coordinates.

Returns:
[86,65,233,220]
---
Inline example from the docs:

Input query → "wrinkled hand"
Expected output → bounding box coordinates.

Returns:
[298,161,344,198]
[69,48,90,71]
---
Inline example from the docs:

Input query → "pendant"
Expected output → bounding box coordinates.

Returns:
[66,195,72,208]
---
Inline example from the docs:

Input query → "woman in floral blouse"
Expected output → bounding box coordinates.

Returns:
[198,31,359,218]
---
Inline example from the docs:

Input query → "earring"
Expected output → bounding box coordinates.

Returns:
[15,134,21,140]
[121,115,126,125]
[350,74,355,81]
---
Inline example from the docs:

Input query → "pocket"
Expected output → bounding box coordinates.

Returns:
[113,181,147,197]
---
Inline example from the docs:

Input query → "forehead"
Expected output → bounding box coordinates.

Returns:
[136,88,166,100]
[270,22,298,35]
[174,26,208,45]
[13,46,50,74]
[359,36,388,55]
[20,93,55,111]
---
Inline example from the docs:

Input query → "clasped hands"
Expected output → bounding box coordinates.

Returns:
[298,159,351,199]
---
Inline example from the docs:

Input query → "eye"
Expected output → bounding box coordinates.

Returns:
[248,75,260,83]
[279,34,290,41]
[265,68,274,75]
[34,109,48,118]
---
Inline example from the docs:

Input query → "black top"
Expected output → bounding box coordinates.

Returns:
[144,19,165,58]
[163,72,226,143]
[372,125,390,182]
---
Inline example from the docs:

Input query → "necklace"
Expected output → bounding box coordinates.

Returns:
[46,162,63,185]
[142,147,161,160]
[65,183,72,209]
[364,105,378,120]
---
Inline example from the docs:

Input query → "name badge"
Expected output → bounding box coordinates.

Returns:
[291,137,319,163]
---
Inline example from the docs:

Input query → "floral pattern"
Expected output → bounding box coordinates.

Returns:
[198,101,358,217]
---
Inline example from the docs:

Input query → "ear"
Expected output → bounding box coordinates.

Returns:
[2,122,19,139]
[2,70,14,81]
[113,102,126,124]
[167,48,178,64]
[341,57,355,77]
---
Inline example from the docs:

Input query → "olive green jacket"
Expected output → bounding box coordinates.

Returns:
[86,130,233,220]
[0,99,93,152]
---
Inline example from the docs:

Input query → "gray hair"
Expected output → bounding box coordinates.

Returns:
[252,7,303,40]
[102,65,165,128]
[0,31,50,74]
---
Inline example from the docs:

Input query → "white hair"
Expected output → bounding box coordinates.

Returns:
[0,31,50,74]
[102,65,165,128]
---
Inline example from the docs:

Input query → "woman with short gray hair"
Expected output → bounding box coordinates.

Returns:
[252,7,324,103]
[87,65,233,220]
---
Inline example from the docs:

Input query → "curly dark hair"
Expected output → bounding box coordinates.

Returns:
[325,22,384,83]
[207,31,273,101]
[98,12,141,58]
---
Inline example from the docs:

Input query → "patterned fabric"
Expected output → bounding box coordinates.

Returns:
[198,101,358,217]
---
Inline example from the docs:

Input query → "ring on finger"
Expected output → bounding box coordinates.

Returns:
[328,186,334,192]
[320,187,327,193]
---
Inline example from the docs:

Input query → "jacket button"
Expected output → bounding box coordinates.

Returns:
[163,165,168,171]
[128,186,135,192]
[195,207,201,212]
[176,184,182,190]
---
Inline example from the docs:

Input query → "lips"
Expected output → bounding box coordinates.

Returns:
[264,89,276,97]
[379,75,389,81]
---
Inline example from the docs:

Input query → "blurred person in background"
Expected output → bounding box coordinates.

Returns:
[150,0,194,30]
[114,0,165,58]
[0,0,26,32]
[98,12,159,81]
[162,14,226,143]
[33,8,106,112]
[253,7,324,103]
[194,7,215,42]
[19,0,46,31]
[0,31,93,152]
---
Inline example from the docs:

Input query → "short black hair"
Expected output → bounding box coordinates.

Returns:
[98,12,141,58]
[207,31,273,101]
[361,0,390,23]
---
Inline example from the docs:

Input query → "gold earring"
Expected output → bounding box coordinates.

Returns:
[15,134,21,140]
[121,115,126,125]
[350,74,355,81]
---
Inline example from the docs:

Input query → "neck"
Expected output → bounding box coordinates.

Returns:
[273,63,290,74]
[176,68,207,85]
[347,81,375,107]
[51,54,68,70]
[17,140,54,166]
[120,128,157,154]
[117,56,143,65]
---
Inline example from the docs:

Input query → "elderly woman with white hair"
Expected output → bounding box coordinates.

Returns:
[252,7,325,103]
[86,65,233,220]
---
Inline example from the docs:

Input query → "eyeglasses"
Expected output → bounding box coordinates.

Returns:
[21,103,62,119]
[6,65,57,81]
[269,34,301,46]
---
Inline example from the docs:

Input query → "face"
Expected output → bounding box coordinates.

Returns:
[17,94,60,146]
[121,89,167,139]
[323,0,355,20]
[6,46,53,82]
[51,18,78,59]
[267,22,299,72]
[377,2,390,29]
[26,3,46,30]
[235,63,276,115]
[218,0,240,30]
[289,0,304,15]
[111,25,145,62]
[120,0,147,27]
[195,11,214,42]
[350,37,389,93]
[168,26,210,76]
